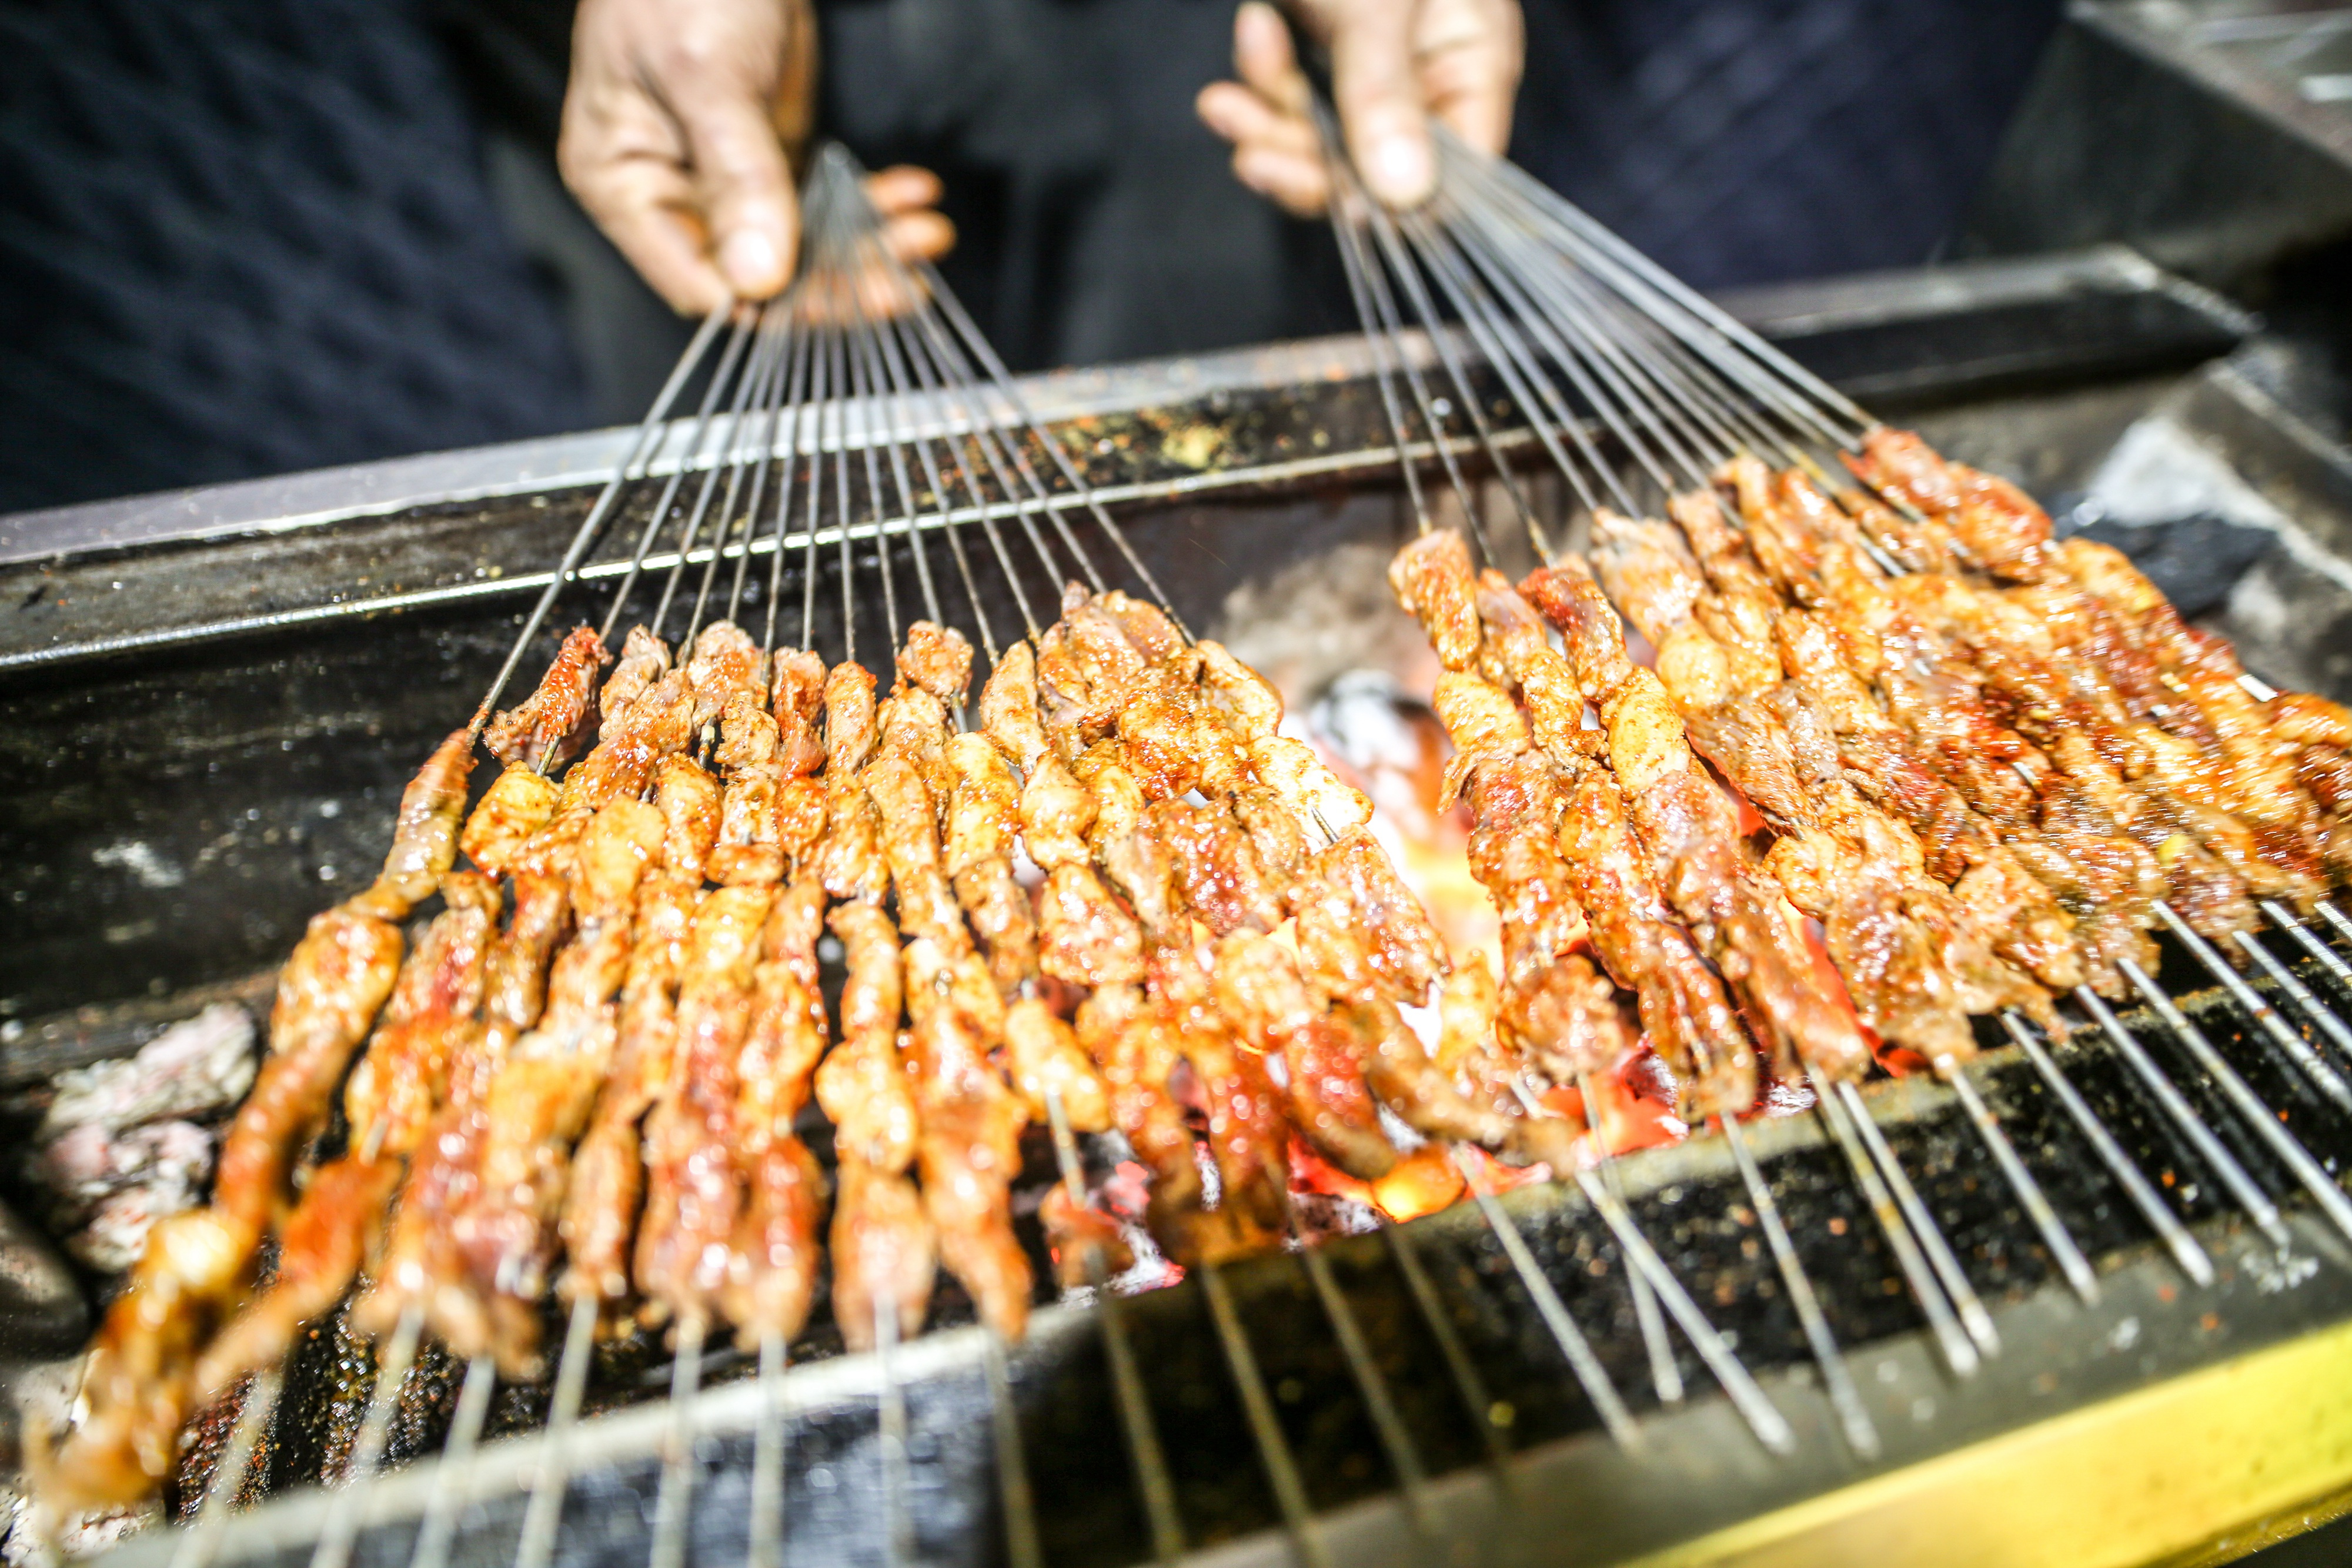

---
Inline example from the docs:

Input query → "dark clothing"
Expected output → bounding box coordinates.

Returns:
[0,0,2062,514]
[1514,0,2064,289]
[0,0,587,514]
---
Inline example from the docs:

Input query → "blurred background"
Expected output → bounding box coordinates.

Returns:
[0,0,2119,515]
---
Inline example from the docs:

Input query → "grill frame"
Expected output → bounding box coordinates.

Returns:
[12,243,2352,1568]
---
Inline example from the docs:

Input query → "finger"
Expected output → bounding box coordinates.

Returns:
[865,164,943,218]
[1196,82,1321,161]
[560,82,734,314]
[675,91,801,299]
[605,193,731,315]
[562,138,728,314]
[1233,146,1330,218]
[1233,1,1311,118]
[883,209,956,264]
[1418,0,1522,154]
[1328,0,1435,208]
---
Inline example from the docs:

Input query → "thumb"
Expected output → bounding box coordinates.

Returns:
[1327,0,1434,208]
[678,89,801,299]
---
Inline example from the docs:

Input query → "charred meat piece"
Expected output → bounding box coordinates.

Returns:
[1842,426,2057,583]
[634,882,774,1335]
[897,620,976,707]
[945,731,1042,999]
[461,765,560,881]
[485,627,610,771]
[1214,932,1397,1181]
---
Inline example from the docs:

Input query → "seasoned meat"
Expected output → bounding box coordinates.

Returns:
[978,640,1053,775]
[602,626,674,724]
[1214,932,1397,1181]
[897,620,975,706]
[460,765,560,881]
[905,938,1030,1340]
[634,883,774,1333]
[945,731,1040,999]
[686,620,766,731]
[485,627,609,770]
[1387,530,1484,673]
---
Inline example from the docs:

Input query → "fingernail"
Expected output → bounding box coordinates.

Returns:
[1366,134,1434,207]
[719,228,782,295]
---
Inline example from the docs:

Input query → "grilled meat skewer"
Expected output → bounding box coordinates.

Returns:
[1593,509,2045,1060]
[484,626,610,772]
[816,898,932,1351]
[42,728,476,1510]
[871,627,1040,1338]
[719,875,832,1346]
[1394,532,1761,1117]
[372,647,697,1372]
[1843,432,2341,901]
[195,871,500,1398]
[1518,557,1873,1082]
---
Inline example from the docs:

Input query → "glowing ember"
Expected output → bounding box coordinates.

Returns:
[1369,1144,1466,1221]
[1452,1143,1551,1196]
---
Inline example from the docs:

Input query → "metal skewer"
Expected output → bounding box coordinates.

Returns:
[1042,1085,1185,1566]
[1716,1112,1879,1459]
[407,1355,497,1568]
[1805,1068,1978,1378]
[645,1317,707,1568]
[2122,957,2352,1244]
[875,1291,913,1568]
[476,301,734,728]
[2241,922,2352,1065]
[511,1295,602,1568]
[1566,1156,1797,1454]
[1561,1077,1679,1406]
[1379,1220,1520,1497]
[1999,1013,2214,1288]
[2261,902,2352,1022]
[1202,1261,1338,1568]
[746,1331,790,1568]
[1831,1078,1999,1357]
[1943,1064,2101,1305]
[2074,985,2294,1251]
[1447,1147,1644,1450]
[1277,1192,1441,1550]
[984,1331,1044,1568]
[2157,905,2352,1116]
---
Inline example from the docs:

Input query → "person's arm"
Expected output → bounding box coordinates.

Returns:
[1196,0,1523,215]
[559,0,951,313]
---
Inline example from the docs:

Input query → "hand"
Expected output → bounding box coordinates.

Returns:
[560,0,953,313]
[1196,0,1523,216]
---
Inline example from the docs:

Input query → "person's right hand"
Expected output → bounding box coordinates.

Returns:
[1196,0,1524,216]
[560,0,953,314]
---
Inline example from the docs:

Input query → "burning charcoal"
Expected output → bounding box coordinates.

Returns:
[23,1004,250,1276]
[38,1003,256,1141]
[28,1121,215,1273]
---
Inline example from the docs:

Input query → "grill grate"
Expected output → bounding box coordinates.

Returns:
[108,915,2352,1568]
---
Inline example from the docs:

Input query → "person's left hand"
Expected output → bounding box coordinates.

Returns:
[1195,0,1523,216]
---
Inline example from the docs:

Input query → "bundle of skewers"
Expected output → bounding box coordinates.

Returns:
[1319,107,2352,1446]
[30,146,1675,1544]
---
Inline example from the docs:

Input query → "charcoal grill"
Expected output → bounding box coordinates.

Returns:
[11,240,2352,1568]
